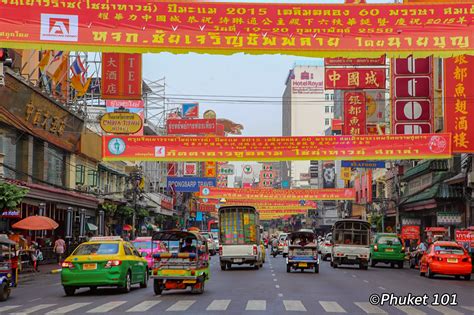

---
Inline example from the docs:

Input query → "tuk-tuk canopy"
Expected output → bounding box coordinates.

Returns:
[288,230,316,241]
[152,230,205,242]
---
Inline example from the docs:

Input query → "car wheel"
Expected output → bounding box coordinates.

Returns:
[153,280,163,295]
[410,260,415,269]
[254,263,260,270]
[121,271,132,293]
[283,253,287,258]
[220,262,226,271]
[89,286,98,292]
[455,275,461,280]
[464,274,471,281]
[333,260,338,268]
[286,264,291,273]
[140,269,149,288]
[226,263,232,269]
[419,265,425,277]
[63,286,76,297]
[314,264,319,274]
[398,262,404,269]
[390,262,395,268]
[427,265,434,279]
[0,283,10,301]
[370,259,376,267]
[191,279,205,294]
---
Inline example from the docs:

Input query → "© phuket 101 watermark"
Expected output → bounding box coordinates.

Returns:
[369,293,458,307]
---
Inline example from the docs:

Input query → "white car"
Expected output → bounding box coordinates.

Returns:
[278,233,289,257]
[320,233,333,261]
[201,232,217,255]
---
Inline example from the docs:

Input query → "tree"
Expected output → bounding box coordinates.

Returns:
[0,181,28,210]
[116,205,134,220]
[136,208,149,219]
[101,202,117,217]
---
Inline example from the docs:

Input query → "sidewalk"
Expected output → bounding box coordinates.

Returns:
[18,263,62,283]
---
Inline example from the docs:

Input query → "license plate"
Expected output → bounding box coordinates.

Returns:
[162,269,186,275]
[447,258,458,263]
[299,263,308,267]
[386,248,394,252]
[83,263,97,270]
[234,259,243,263]
[183,280,196,284]
[348,256,357,260]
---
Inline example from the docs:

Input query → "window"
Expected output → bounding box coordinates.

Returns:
[325,118,330,125]
[76,165,85,185]
[325,94,330,101]
[46,145,66,186]
[88,170,98,187]
[331,94,334,100]
[73,243,119,255]
[325,106,330,113]
[123,245,133,256]
[331,106,334,113]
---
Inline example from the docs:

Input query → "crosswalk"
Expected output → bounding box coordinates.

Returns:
[0,300,472,314]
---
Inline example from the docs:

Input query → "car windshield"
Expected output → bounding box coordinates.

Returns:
[73,243,119,255]
[132,241,152,249]
[279,235,287,241]
[377,236,401,245]
[434,246,464,255]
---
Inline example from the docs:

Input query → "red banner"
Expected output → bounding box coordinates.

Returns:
[102,53,142,100]
[167,118,217,135]
[1,2,474,55]
[201,199,317,208]
[199,187,355,201]
[325,69,385,90]
[325,56,385,67]
[343,92,366,135]
[401,225,420,240]
[103,134,452,161]
[445,55,474,153]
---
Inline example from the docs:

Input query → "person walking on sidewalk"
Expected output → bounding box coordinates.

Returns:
[54,236,66,265]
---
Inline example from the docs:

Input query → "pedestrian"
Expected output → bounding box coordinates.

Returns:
[54,236,66,265]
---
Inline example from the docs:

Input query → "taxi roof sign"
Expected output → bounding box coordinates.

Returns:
[89,236,123,241]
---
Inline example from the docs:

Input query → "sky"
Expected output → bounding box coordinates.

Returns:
[142,0,393,179]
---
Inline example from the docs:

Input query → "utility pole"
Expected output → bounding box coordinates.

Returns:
[129,168,143,240]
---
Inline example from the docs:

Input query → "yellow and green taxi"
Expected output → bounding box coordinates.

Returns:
[61,236,148,296]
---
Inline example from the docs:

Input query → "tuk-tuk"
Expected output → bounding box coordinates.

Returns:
[0,234,18,301]
[286,230,319,273]
[151,230,210,295]
[425,227,448,243]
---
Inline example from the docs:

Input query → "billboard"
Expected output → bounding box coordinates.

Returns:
[322,161,336,188]
[325,56,385,66]
[167,177,217,193]
[291,69,324,94]
[343,92,366,135]
[325,68,385,90]
[182,103,199,118]
[101,53,142,100]
[167,118,217,135]
[105,100,144,135]
[341,161,386,169]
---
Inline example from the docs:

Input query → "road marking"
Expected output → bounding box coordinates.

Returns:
[378,287,386,290]
[11,304,56,314]
[283,300,307,312]
[206,300,231,311]
[461,306,474,312]
[278,293,283,297]
[87,302,127,313]
[126,301,161,312]
[394,306,427,315]
[319,301,346,313]
[275,285,280,288]
[166,300,196,311]
[246,300,266,311]
[29,298,41,302]
[272,273,276,276]
[355,302,387,314]
[363,280,369,283]
[352,275,357,278]
[46,303,93,314]
[0,306,21,312]
[428,306,464,315]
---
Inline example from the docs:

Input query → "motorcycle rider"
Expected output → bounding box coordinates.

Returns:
[415,240,428,267]
[270,235,279,256]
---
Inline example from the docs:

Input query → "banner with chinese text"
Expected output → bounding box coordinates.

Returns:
[1,2,474,56]
[343,92,367,135]
[102,53,142,100]
[199,187,356,201]
[325,69,385,90]
[445,55,474,153]
[103,134,452,161]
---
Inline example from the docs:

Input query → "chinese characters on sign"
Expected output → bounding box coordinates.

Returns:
[25,102,66,136]
[445,55,474,153]
[344,92,367,135]
[392,56,433,134]
[101,53,142,100]
[325,69,385,90]
[103,134,452,162]
[1,2,474,55]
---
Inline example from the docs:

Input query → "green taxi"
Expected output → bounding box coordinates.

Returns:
[370,233,405,269]
[61,237,148,296]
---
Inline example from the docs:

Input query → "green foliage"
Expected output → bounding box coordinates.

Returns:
[116,205,134,219]
[0,181,28,210]
[101,202,117,217]
[369,213,384,232]
[136,207,149,219]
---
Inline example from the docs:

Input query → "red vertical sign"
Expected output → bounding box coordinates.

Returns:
[344,92,366,135]
[102,53,142,100]
[445,55,474,153]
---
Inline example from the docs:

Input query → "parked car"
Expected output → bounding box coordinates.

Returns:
[370,233,405,268]
[419,241,471,280]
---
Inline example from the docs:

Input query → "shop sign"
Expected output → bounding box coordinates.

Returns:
[167,118,217,135]
[343,92,366,135]
[161,195,174,210]
[325,56,385,67]
[183,162,197,176]
[0,209,21,218]
[219,164,235,176]
[101,53,142,100]
[182,103,199,118]
[100,112,143,134]
[437,212,462,225]
[325,68,385,90]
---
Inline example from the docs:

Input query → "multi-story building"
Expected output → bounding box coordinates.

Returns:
[281,62,334,188]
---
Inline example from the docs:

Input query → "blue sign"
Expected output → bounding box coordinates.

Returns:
[182,103,199,118]
[167,177,216,192]
[341,161,386,169]
[282,181,290,188]
[196,212,203,221]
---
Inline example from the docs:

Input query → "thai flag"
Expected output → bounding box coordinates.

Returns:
[50,51,63,64]
[70,57,86,77]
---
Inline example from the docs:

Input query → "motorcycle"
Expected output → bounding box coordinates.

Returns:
[271,245,278,258]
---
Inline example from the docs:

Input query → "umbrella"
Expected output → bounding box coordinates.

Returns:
[123,224,133,231]
[12,215,59,230]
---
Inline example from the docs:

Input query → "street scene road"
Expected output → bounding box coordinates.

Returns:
[1,252,473,315]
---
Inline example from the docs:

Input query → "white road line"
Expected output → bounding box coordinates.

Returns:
[28,298,41,302]
[363,280,369,283]
[0,306,20,313]
[273,278,278,281]
[46,303,93,314]
[319,301,347,313]
[246,300,266,311]
[378,287,386,290]
[428,305,464,315]
[461,306,474,312]
[355,302,387,314]
[166,300,196,311]
[206,300,231,311]
[275,285,280,288]
[283,300,307,312]
[272,273,276,276]
[87,301,127,313]
[394,306,427,315]
[126,301,161,312]
[352,275,357,278]
[278,293,283,297]
[11,304,56,315]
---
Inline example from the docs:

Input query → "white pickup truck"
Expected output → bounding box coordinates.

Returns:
[330,219,371,270]
[218,206,264,271]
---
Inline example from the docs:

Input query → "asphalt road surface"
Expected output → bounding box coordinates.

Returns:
[1,250,473,315]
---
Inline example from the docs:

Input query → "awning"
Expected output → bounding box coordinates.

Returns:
[444,173,465,185]
[86,222,98,231]
[401,160,448,182]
